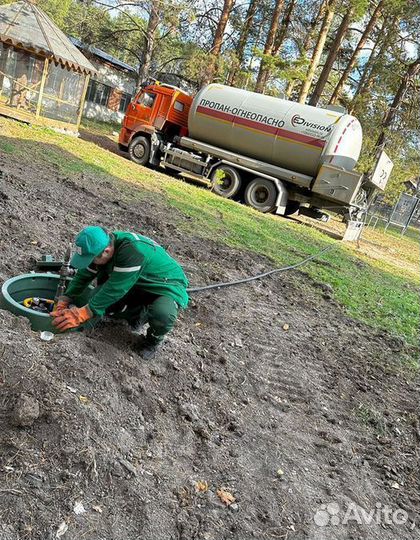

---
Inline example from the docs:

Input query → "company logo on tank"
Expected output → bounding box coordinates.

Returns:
[291,114,333,134]
[199,99,285,129]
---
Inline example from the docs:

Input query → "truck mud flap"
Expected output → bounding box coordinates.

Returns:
[342,220,364,241]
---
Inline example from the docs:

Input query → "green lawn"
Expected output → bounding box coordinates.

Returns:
[0,117,419,347]
[80,117,121,136]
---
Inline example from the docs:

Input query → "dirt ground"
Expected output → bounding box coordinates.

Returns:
[0,147,419,540]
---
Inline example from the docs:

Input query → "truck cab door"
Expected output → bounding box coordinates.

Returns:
[125,90,158,131]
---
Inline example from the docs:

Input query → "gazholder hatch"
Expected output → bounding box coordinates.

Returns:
[0,273,94,333]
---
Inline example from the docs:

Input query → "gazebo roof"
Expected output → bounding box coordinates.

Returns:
[0,0,96,75]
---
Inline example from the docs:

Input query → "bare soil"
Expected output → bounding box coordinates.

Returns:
[0,148,419,540]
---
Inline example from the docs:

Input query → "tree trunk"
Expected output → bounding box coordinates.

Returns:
[375,55,420,151]
[243,14,265,90]
[254,0,286,93]
[273,0,296,54]
[329,0,384,105]
[227,0,259,86]
[298,0,336,104]
[285,0,327,98]
[202,0,235,86]
[257,0,296,91]
[349,17,393,113]
[137,0,160,86]
[309,8,352,106]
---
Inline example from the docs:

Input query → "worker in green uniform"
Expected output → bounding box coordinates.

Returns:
[51,226,189,359]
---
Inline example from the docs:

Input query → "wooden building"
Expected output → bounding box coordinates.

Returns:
[70,37,137,124]
[0,0,96,132]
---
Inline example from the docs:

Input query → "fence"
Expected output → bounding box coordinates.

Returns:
[367,193,420,234]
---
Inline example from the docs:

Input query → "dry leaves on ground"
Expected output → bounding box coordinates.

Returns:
[217,488,235,506]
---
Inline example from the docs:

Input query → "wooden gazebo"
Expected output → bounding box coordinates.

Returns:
[0,0,96,131]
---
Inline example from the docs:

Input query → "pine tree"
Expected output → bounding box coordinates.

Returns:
[298,0,337,103]
[375,55,420,151]
[202,0,235,86]
[329,0,384,104]
[257,0,297,91]
[349,16,395,113]
[309,8,353,105]
[255,0,286,93]
[137,0,161,85]
[285,0,328,97]
[227,0,260,86]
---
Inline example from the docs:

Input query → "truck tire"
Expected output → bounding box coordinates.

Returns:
[244,178,277,213]
[128,136,150,166]
[210,165,242,199]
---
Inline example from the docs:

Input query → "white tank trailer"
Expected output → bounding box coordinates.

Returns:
[188,85,362,177]
[161,84,393,225]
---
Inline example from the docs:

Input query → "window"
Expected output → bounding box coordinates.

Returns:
[173,100,184,112]
[137,91,156,108]
[119,92,132,113]
[86,79,112,107]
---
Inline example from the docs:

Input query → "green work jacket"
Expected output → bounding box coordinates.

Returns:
[65,231,189,316]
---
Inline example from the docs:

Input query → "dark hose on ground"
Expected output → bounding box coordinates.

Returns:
[187,245,336,293]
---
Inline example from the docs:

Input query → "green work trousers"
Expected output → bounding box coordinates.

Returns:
[87,287,179,343]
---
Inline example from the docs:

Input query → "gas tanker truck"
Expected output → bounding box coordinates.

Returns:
[119,83,392,228]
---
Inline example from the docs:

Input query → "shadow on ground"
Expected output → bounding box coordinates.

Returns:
[79,128,125,157]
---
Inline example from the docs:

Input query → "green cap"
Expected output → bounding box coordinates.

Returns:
[71,226,110,269]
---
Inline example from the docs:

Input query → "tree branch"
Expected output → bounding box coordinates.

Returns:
[156,55,187,71]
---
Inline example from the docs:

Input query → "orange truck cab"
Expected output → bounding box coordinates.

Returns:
[118,83,192,166]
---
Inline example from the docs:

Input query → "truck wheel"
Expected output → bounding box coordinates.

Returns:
[244,178,277,213]
[210,165,242,198]
[128,136,150,166]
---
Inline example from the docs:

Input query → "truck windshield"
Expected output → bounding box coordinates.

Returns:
[137,92,156,108]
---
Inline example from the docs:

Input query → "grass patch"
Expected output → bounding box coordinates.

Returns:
[80,117,121,136]
[355,404,388,437]
[1,116,418,347]
[166,181,419,343]
[0,139,15,153]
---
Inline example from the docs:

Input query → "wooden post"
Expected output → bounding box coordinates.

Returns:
[36,57,49,118]
[0,43,10,98]
[76,73,90,130]
[59,77,65,100]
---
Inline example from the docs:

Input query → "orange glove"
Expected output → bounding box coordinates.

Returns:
[54,296,71,314]
[51,305,92,332]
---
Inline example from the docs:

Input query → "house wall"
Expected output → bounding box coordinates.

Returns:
[82,57,137,123]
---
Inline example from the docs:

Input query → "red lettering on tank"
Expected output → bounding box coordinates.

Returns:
[197,105,326,149]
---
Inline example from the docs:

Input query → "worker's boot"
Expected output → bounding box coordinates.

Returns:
[135,334,162,360]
